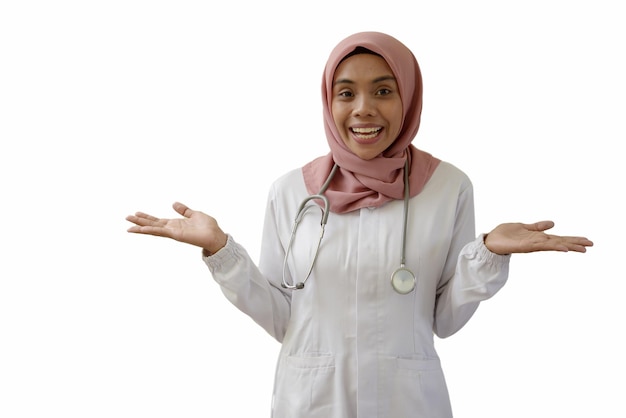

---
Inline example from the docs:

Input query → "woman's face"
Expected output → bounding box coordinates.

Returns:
[331,53,403,160]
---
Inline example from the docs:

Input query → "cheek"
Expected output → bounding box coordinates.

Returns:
[391,104,403,137]
[331,104,347,131]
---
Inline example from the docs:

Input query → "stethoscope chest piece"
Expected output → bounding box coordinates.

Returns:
[390,266,416,294]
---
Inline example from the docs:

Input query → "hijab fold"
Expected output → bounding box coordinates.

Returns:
[302,31,440,214]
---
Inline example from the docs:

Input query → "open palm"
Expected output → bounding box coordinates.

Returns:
[126,202,227,254]
[484,221,593,255]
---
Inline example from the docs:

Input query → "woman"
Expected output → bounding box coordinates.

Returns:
[126,32,592,417]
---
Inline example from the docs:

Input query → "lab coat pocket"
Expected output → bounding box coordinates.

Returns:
[272,353,336,418]
[389,356,452,418]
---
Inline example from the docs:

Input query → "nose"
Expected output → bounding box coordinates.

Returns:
[353,95,376,117]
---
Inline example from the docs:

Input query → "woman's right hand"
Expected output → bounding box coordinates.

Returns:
[126,201,228,255]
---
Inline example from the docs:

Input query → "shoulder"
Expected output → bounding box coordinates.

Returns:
[270,168,306,191]
[267,168,308,204]
[429,160,473,191]
[265,168,310,221]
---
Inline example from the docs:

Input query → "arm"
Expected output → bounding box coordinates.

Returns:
[203,186,293,342]
[432,184,510,338]
[202,234,291,342]
[433,234,511,338]
[126,200,292,342]
[432,189,593,338]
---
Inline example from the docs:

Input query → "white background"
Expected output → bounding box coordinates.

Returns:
[1,0,623,417]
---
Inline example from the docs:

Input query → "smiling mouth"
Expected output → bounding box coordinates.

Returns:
[351,127,382,141]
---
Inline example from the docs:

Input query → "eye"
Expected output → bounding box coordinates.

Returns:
[376,88,392,96]
[337,90,354,98]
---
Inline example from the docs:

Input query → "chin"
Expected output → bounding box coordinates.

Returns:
[344,140,386,160]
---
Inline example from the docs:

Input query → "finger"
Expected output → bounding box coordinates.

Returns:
[524,220,555,232]
[172,202,193,218]
[540,236,594,253]
[559,237,594,252]
[127,225,146,233]
[133,211,160,222]
[554,236,594,246]
[127,224,171,238]
[125,213,164,228]
[125,214,144,226]
[566,244,587,253]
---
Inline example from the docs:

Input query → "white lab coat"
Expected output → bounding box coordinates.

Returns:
[204,161,510,417]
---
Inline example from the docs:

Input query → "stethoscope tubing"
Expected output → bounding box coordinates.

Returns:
[281,159,416,294]
[282,194,329,290]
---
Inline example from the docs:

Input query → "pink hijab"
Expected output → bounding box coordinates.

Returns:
[302,31,440,213]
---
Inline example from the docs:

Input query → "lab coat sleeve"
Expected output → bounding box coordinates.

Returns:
[202,230,291,342]
[433,182,511,338]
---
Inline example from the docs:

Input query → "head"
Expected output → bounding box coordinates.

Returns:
[322,32,422,162]
[331,49,403,160]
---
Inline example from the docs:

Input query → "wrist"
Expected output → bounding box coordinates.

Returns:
[203,233,228,256]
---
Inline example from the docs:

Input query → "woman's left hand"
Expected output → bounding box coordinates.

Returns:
[484,221,593,255]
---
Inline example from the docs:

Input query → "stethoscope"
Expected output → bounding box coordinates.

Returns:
[281,159,416,295]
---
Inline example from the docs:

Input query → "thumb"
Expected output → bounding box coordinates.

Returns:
[525,220,555,232]
[172,201,193,218]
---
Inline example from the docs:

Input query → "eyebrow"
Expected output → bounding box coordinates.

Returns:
[333,75,397,86]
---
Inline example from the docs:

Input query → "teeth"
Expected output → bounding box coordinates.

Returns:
[352,127,381,134]
[352,127,381,140]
